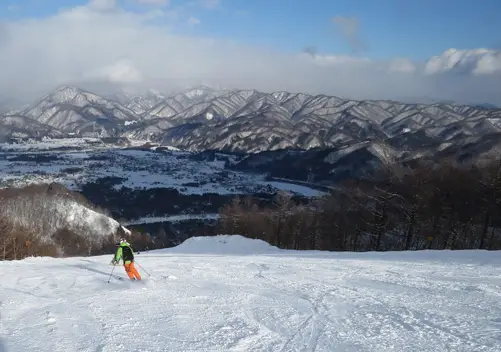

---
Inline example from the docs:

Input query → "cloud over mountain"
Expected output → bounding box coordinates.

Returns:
[0,0,500,107]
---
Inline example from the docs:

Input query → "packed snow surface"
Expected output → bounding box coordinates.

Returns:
[1,235,500,352]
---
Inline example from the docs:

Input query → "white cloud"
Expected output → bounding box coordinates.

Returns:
[425,48,501,76]
[331,16,367,54]
[134,0,170,6]
[83,59,143,83]
[474,54,501,75]
[388,58,416,74]
[0,1,499,107]
[188,17,201,26]
[88,0,116,11]
[187,16,201,26]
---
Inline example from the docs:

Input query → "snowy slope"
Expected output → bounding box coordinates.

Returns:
[1,235,500,352]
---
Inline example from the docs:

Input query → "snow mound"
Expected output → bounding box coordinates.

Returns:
[164,235,281,255]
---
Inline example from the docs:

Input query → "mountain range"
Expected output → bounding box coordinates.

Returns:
[1,85,501,173]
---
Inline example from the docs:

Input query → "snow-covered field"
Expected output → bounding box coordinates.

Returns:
[0,138,325,197]
[1,235,500,352]
[122,213,220,226]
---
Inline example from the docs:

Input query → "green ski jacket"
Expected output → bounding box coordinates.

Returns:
[114,242,135,264]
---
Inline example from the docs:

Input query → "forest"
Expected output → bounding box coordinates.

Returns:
[2,157,501,261]
[0,183,159,260]
[217,159,501,251]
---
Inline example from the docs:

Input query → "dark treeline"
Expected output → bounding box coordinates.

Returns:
[217,159,501,251]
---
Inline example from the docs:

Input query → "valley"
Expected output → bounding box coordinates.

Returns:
[2,85,501,190]
[2,85,501,250]
[0,137,325,245]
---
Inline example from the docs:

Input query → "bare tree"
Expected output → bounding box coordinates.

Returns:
[216,156,501,252]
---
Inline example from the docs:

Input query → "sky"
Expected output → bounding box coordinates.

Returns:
[0,0,500,106]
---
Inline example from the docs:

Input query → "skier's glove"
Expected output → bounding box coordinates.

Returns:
[110,259,117,265]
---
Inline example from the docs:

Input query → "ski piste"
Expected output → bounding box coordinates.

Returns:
[2,235,499,351]
[106,273,153,291]
[107,266,153,283]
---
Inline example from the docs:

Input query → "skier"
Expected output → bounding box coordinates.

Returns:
[111,238,142,280]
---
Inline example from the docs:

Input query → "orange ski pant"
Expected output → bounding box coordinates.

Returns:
[124,262,141,280]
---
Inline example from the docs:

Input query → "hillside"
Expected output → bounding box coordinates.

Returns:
[0,183,131,258]
[0,136,331,248]
[1,85,501,162]
[0,235,499,351]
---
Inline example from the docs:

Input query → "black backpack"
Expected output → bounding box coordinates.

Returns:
[122,245,134,262]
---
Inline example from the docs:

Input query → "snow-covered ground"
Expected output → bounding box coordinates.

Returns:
[0,137,324,197]
[1,235,500,352]
[0,137,107,152]
[122,213,220,226]
[260,181,325,197]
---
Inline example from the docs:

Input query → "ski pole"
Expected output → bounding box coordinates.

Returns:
[107,264,116,283]
[135,261,151,277]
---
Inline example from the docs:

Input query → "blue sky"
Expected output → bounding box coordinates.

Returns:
[0,0,500,105]
[2,0,499,60]
[185,0,500,60]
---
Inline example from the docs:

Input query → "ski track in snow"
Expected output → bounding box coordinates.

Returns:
[1,241,501,351]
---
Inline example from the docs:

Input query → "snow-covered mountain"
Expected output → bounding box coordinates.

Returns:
[1,84,501,161]
[0,115,63,140]
[17,86,139,137]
